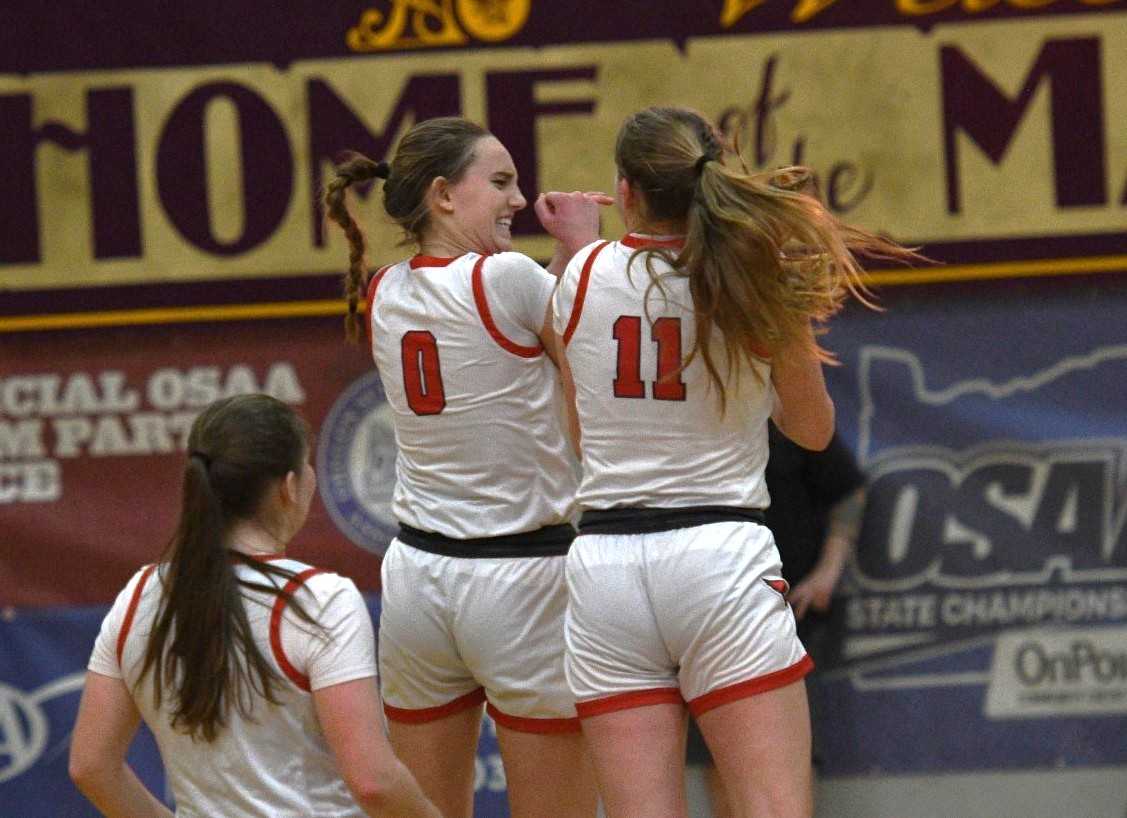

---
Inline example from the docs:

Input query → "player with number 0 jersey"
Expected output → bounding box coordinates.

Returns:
[325,117,608,818]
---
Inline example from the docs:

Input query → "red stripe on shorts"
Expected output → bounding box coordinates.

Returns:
[116,564,157,667]
[384,688,487,724]
[687,654,815,718]
[486,703,582,734]
[269,567,327,692]
[574,687,684,719]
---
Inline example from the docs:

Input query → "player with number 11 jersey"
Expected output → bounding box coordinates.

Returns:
[554,233,772,512]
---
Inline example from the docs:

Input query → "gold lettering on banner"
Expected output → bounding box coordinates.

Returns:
[347,1,468,51]
[347,0,529,51]
[722,0,1119,25]
[721,0,767,27]
[456,0,531,41]
[791,0,841,22]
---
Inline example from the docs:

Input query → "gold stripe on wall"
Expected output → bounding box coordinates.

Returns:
[0,299,348,332]
[1,256,1124,332]
[866,254,1127,287]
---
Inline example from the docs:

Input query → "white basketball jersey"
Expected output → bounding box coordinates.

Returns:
[368,251,577,538]
[552,235,773,511]
[89,558,376,818]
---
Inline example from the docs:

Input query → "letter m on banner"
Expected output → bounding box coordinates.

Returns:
[940,38,1106,214]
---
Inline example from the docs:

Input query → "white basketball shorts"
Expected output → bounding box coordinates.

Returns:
[564,521,812,718]
[379,539,579,733]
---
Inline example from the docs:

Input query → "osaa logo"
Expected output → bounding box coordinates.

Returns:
[317,372,398,555]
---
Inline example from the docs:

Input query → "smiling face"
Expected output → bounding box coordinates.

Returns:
[433,136,527,253]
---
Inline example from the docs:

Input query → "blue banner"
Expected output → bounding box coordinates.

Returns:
[815,274,1127,775]
[0,598,509,817]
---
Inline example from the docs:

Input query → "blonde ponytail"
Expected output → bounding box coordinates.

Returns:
[616,107,926,410]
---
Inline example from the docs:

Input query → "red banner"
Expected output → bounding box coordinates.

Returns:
[1,317,383,606]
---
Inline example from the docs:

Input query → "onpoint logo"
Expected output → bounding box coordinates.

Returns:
[0,673,85,783]
[986,627,1127,717]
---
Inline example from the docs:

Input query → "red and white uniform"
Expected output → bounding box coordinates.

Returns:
[553,235,772,510]
[552,234,811,719]
[368,251,581,732]
[87,558,376,818]
[367,251,576,538]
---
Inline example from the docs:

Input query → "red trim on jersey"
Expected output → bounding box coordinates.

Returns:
[269,567,328,692]
[621,233,685,250]
[574,686,684,719]
[409,254,460,269]
[562,240,610,347]
[764,577,790,596]
[116,563,157,667]
[384,688,487,724]
[471,255,543,358]
[486,703,582,734]
[365,264,392,345]
[687,655,814,718]
[618,234,769,358]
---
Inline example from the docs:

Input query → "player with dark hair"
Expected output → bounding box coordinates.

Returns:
[69,394,439,818]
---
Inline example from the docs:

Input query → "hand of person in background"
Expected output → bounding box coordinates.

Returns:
[787,544,847,620]
[536,191,614,275]
[787,485,867,620]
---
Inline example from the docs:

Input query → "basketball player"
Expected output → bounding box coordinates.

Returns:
[552,106,921,818]
[324,117,608,818]
[69,394,439,818]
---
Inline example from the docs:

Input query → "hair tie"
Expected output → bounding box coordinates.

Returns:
[335,156,391,187]
[189,450,211,469]
[694,154,712,176]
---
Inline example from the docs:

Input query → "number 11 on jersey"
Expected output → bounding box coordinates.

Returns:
[612,316,686,401]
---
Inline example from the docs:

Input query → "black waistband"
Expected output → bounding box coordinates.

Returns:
[397,522,575,558]
[578,506,766,536]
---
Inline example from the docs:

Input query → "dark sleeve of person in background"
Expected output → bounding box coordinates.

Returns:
[765,420,866,587]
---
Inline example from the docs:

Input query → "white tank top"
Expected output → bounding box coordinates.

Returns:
[552,234,773,511]
[367,251,577,538]
[88,557,376,818]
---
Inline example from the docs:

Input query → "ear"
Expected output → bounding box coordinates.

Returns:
[616,175,640,218]
[279,471,300,508]
[427,175,455,215]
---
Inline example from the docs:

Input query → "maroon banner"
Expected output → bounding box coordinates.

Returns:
[0,317,382,607]
[2,0,1119,74]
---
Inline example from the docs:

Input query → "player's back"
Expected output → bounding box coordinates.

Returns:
[108,559,366,818]
[555,235,773,511]
[369,251,577,538]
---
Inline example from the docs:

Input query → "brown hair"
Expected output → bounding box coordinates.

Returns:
[324,117,491,342]
[615,106,924,409]
[137,394,317,742]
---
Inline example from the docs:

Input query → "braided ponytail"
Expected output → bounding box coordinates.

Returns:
[323,153,390,343]
[325,118,491,343]
[615,106,926,412]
